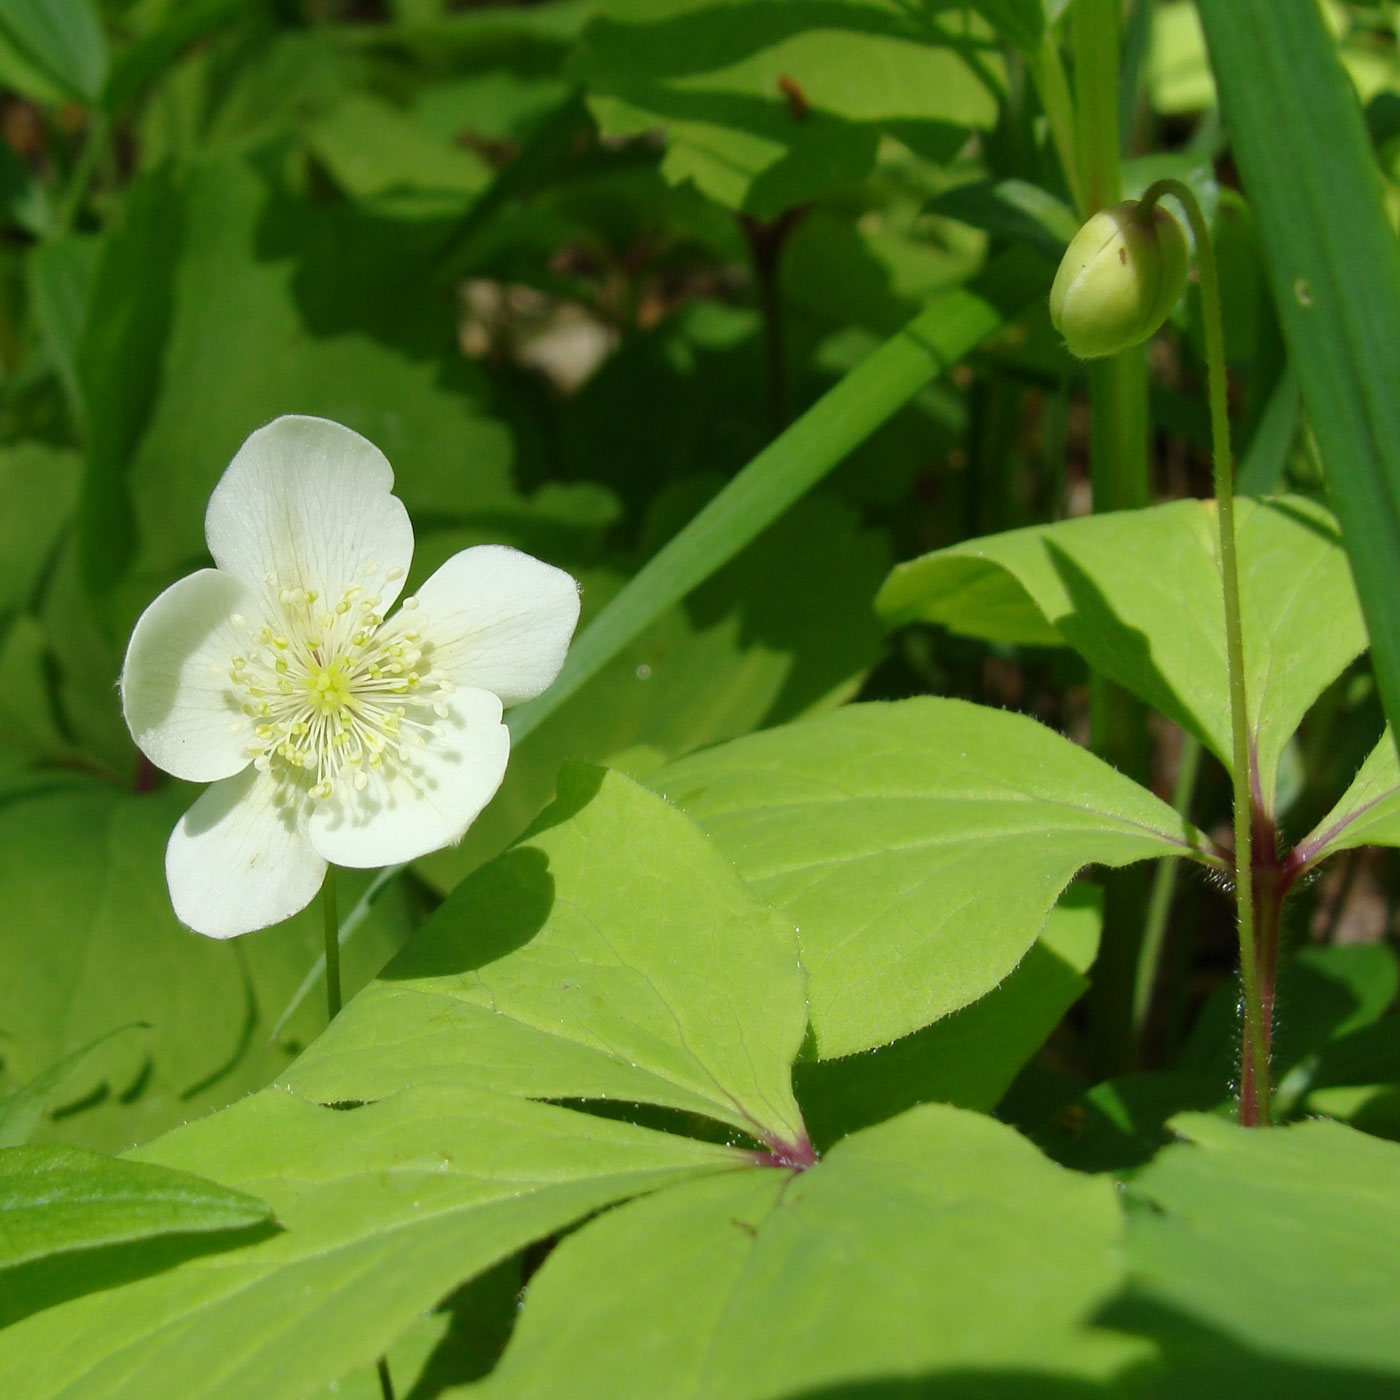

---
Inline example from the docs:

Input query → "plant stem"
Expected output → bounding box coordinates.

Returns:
[322,868,392,1392]
[739,207,807,433]
[1072,0,1123,215]
[322,868,341,1023]
[1138,177,1270,1125]
[56,111,109,235]
[1132,732,1203,1048]
[1072,0,1155,1076]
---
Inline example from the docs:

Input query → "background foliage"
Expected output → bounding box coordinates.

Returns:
[2,0,1400,1396]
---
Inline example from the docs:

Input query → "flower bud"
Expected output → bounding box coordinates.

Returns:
[1049,200,1189,359]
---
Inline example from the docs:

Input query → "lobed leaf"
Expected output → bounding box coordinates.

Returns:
[460,1105,1144,1398]
[0,1087,739,1400]
[285,767,810,1150]
[651,697,1212,1057]
[878,497,1367,810]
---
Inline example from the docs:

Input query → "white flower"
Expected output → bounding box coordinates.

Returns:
[120,415,580,939]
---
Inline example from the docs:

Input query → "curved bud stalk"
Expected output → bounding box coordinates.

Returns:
[1050,200,1190,359]
[1051,177,1272,1124]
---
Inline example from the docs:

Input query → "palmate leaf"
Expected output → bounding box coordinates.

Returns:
[878,497,1367,810]
[569,0,1000,216]
[0,1088,740,1400]
[651,698,1213,1058]
[457,1105,1143,1399]
[285,767,810,1151]
[794,884,1102,1147]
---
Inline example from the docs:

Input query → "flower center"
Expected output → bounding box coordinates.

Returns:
[225,563,456,802]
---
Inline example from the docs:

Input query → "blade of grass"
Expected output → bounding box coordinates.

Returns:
[507,248,1049,744]
[1197,0,1400,752]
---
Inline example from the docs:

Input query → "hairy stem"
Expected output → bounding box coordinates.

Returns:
[1138,177,1270,1125]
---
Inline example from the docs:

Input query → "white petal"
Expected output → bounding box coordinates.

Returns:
[167,767,325,939]
[205,415,413,611]
[306,688,509,868]
[412,545,580,706]
[121,569,257,783]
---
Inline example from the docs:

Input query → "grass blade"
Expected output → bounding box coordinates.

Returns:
[1197,0,1400,745]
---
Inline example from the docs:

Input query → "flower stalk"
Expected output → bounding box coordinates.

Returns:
[322,869,341,1023]
[1135,177,1271,1125]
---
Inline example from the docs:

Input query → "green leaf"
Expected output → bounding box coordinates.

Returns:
[651,697,1211,1058]
[305,93,493,218]
[0,136,51,235]
[0,0,108,106]
[878,497,1367,809]
[77,164,182,608]
[27,233,99,433]
[796,883,1101,1147]
[0,1143,270,1275]
[464,1105,1143,1398]
[1297,729,1400,868]
[0,785,411,1152]
[1196,0,1400,765]
[926,177,1079,260]
[508,247,1049,746]
[0,1087,740,1400]
[0,1027,143,1148]
[570,0,1000,217]
[285,767,810,1149]
[0,441,81,615]
[1115,1114,1400,1384]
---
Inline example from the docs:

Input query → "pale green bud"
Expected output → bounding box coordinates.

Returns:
[1049,200,1190,359]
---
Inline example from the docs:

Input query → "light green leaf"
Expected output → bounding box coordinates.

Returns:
[651,697,1212,1058]
[1297,729,1400,869]
[878,497,1367,809]
[0,1086,741,1400]
[1118,1114,1400,1383]
[462,1105,1143,1398]
[570,0,1000,216]
[0,0,108,106]
[0,1143,270,1276]
[285,767,809,1149]
[795,883,1101,1146]
[305,93,493,218]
